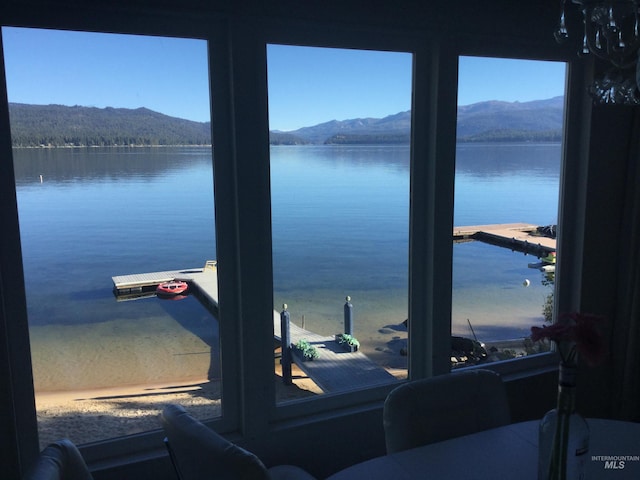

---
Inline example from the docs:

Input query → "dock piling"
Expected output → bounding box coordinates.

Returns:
[344,296,353,336]
[280,304,292,385]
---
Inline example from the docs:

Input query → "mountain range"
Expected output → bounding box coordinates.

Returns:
[8,96,564,147]
[271,96,564,145]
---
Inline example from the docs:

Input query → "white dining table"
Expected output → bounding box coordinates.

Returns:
[326,419,640,479]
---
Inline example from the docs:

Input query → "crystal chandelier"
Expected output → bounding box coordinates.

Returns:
[555,0,640,104]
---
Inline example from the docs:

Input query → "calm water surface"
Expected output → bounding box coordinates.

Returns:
[13,144,560,389]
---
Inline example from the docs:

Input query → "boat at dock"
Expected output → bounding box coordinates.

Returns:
[541,251,556,264]
[528,261,556,273]
[528,250,556,272]
[156,280,189,297]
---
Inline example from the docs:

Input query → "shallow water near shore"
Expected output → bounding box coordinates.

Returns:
[29,296,219,392]
[14,144,559,392]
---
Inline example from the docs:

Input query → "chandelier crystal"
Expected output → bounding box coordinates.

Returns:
[556,0,640,104]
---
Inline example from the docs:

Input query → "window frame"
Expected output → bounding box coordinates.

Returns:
[0,9,592,473]
[0,27,39,477]
[259,21,435,420]
[0,17,241,467]
[446,38,591,378]
[248,21,584,420]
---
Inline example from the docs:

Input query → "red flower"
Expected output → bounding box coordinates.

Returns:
[530,312,606,366]
[530,323,573,343]
[566,313,607,366]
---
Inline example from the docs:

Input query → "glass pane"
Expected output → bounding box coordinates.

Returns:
[453,56,566,368]
[2,27,220,447]
[267,45,412,401]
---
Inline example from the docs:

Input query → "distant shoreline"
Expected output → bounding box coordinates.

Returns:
[11,143,213,149]
[9,98,563,147]
[11,139,562,149]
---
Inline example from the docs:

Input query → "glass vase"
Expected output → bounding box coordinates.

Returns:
[538,364,589,480]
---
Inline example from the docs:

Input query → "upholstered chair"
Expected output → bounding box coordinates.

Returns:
[161,403,317,480]
[23,438,93,480]
[383,369,511,453]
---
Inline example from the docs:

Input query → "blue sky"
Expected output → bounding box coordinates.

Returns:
[2,28,211,122]
[2,27,566,131]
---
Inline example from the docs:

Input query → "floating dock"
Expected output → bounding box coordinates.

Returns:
[453,222,556,257]
[112,260,219,306]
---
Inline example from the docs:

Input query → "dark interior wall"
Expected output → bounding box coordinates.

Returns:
[244,407,387,479]
[505,371,559,423]
[1,1,629,479]
[0,0,562,40]
[576,104,639,419]
[0,301,21,480]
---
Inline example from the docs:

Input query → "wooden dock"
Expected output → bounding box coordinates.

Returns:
[273,314,398,393]
[453,222,556,257]
[111,222,553,392]
[112,262,396,394]
[113,222,553,297]
[112,260,220,306]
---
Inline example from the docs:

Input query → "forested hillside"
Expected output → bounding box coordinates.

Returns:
[9,97,564,147]
[8,103,211,147]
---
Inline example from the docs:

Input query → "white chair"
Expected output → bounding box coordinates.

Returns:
[161,404,317,480]
[23,439,93,480]
[383,369,511,453]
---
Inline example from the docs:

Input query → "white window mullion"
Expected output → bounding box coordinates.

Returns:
[208,23,242,431]
[408,40,456,378]
[227,21,275,435]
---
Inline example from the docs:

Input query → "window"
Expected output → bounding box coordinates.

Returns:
[0,7,600,480]
[267,45,413,400]
[3,27,220,447]
[452,56,566,369]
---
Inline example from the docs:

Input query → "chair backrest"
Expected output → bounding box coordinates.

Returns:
[383,369,511,453]
[23,439,93,480]
[161,404,270,480]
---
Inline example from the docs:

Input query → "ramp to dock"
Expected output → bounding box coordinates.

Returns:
[274,314,398,394]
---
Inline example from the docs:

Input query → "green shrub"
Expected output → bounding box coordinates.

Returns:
[336,333,360,348]
[294,339,319,360]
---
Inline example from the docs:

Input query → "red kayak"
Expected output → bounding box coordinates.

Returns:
[156,280,189,296]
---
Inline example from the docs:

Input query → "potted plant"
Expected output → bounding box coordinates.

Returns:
[335,333,360,352]
[293,339,319,361]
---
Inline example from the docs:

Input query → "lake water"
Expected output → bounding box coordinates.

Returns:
[13,144,560,390]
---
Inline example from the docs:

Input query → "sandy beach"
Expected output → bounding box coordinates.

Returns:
[35,361,323,449]
[30,304,532,449]
[34,339,531,449]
